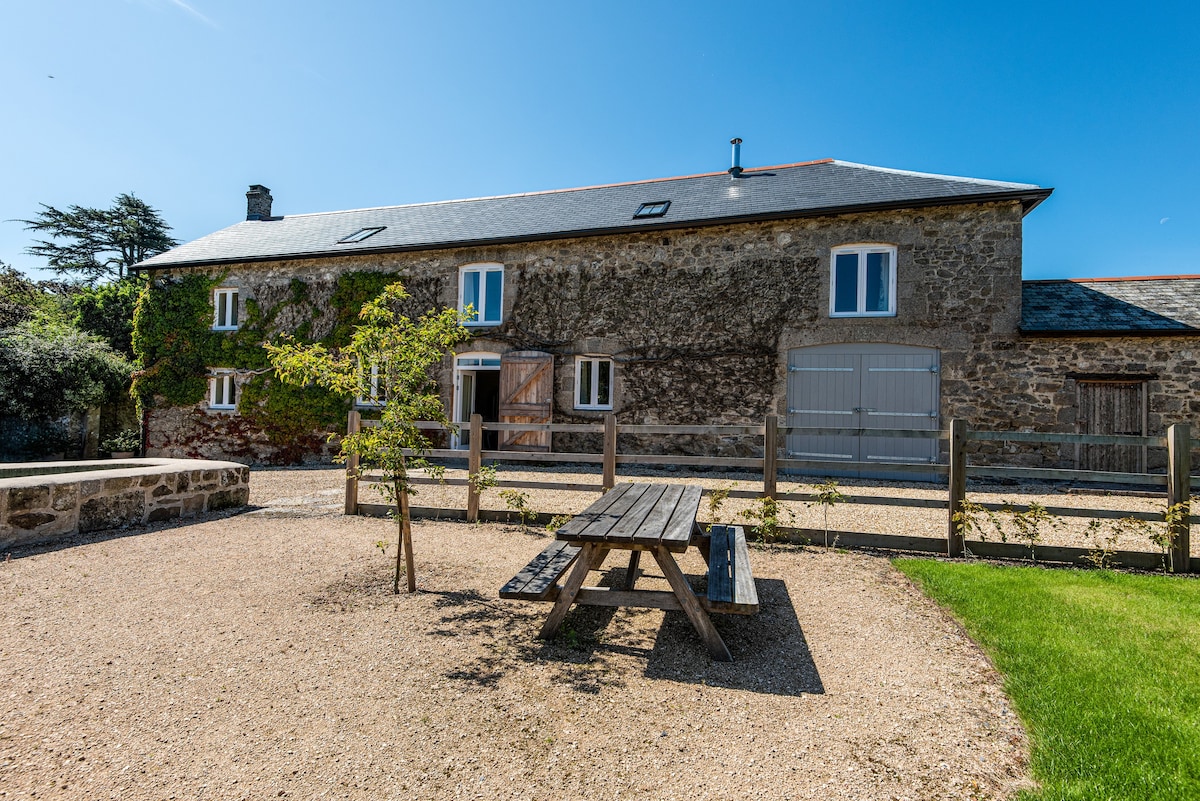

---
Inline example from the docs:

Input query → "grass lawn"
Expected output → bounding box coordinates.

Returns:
[894,559,1200,801]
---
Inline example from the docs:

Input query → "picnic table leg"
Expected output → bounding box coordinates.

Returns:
[623,551,641,590]
[538,543,604,639]
[694,522,711,565]
[651,546,733,662]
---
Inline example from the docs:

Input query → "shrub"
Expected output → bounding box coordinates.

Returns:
[0,319,131,421]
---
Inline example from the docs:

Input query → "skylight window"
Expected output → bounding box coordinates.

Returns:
[338,226,385,244]
[633,201,671,219]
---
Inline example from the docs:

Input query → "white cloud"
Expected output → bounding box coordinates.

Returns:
[1160,217,1170,224]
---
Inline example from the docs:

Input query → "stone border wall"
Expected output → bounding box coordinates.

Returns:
[0,458,250,552]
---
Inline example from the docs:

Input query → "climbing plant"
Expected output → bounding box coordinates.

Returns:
[130,270,418,463]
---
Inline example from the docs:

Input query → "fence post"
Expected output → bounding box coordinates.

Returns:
[603,413,616,490]
[344,410,361,516]
[467,413,482,523]
[763,414,778,500]
[947,418,967,557]
[1166,422,1191,573]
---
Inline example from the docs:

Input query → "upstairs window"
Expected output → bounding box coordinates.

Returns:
[356,363,383,408]
[213,288,239,330]
[209,371,236,410]
[830,244,897,317]
[459,263,504,326]
[575,356,613,410]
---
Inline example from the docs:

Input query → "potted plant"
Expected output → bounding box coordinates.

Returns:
[101,428,141,459]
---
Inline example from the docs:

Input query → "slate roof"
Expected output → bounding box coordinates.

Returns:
[1021,277,1200,335]
[136,159,1051,269]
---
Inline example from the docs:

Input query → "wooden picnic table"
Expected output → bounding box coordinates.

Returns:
[500,482,759,661]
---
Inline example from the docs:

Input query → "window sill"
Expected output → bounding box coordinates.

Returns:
[829,312,897,319]
[574,406,614,413]
[212,325,241,331]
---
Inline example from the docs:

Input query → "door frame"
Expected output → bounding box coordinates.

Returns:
[451,352,502,449]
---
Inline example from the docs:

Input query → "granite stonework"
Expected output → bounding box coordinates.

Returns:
[963,334,1200,469]
[0,459,250,551]
[144,200,1199,466]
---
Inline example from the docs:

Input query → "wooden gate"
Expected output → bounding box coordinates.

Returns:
[498,351,553,451]
[1077,380,1147,472]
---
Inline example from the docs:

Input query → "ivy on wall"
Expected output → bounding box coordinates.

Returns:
[131,271,403,461]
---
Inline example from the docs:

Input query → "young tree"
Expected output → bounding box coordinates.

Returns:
[20,193,178,281]
[265,281,471,593]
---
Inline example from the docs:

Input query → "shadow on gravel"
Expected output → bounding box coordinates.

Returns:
[645,577,824,697]
[426,566,823,698]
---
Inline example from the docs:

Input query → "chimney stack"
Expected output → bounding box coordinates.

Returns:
[729,138,743,177]
[245,185,273,220]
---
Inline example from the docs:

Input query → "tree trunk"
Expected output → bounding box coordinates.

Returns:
[400,483,415,593]
[391,475,416,594]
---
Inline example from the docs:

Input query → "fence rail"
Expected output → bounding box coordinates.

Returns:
[344,411,1195,573]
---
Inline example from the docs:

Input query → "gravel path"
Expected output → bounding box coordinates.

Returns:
[1,467,1034,800]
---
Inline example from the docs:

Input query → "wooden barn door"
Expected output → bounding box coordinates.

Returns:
[1077,380,1147,473]
[786,343,939,480]
[498,351,554,451]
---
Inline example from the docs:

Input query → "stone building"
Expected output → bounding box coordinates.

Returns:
[133,155,1200,471]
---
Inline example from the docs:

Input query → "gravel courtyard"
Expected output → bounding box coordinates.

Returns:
[1,467,1033,800]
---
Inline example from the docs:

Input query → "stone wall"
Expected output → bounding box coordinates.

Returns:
[0,459,250,551]
[961,334,1200,468]
[146,404,341,465]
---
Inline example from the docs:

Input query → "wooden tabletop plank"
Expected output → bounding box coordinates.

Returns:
[660,485,703,550]
[605,483,669,542]
[554,483,632,540]
[630,484,685,547]
[572,483,650,542]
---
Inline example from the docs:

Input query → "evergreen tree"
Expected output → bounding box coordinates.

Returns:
[20,193,178,281]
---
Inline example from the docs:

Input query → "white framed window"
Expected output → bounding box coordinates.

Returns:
[208,371,237,410]
[213,288,239,330]
[458,263,504,326]
[575,356,613,410]
[356,363,383,408]
[830,244,897,317]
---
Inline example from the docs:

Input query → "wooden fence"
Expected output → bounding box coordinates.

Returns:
[344,411,1197,573]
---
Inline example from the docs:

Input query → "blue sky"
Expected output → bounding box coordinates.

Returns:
[1,0,1196,281]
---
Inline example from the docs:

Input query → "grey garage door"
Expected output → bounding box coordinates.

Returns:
[786,344,940,479]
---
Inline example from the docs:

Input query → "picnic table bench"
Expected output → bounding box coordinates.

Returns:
[500,482,759,661]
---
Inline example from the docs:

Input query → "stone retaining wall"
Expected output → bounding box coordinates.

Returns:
[0,458,250,552]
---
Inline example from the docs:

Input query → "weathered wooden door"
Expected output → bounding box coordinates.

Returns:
[1078,381,1146,473]
[498,351,554,451]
